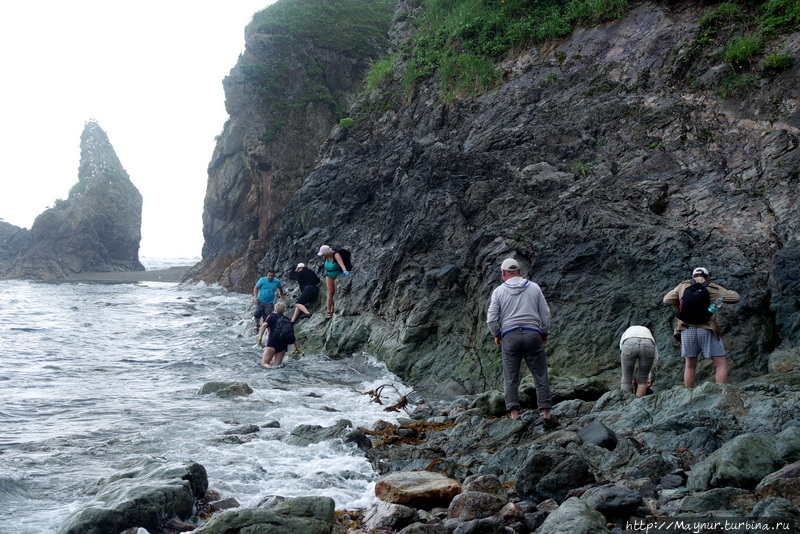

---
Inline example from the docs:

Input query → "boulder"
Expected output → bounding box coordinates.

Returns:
[687,433,785,491]
[198,381,253,398]
[577,420,618,451]
[516,447,593,503]
[755,461,800,506]
[375,471,462,508]
[190,496,335,534]
[581,484,643,520]
[536,497,608,534]
[362,501,418,532]
[58,459,207,534]
[447,491,506,521]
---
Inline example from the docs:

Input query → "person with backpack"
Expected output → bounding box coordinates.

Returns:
[258,302,295,368]
[317,244,351,319]
[663,267,740,388]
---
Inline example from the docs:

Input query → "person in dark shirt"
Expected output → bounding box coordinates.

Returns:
[290,263,320,323]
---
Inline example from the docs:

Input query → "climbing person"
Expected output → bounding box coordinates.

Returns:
[252,269,286,333]
[258,302,294,369]
[290,262,320,323]
[663,267,740,388]
[619,325,659,397]
[486,258,558,429]
[318,245,350,319]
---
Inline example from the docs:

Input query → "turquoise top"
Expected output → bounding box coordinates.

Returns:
[255,277,282,303]
[325,258,343,278]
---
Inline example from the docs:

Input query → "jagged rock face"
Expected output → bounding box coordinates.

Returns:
[4,122,144,280]
[258,2,800,394]
[0,221,31,277]
[190,0,396,291]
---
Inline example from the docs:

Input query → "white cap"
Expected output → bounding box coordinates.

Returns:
[692,267,709,277]
[296,263,306,271]
[501,258,520,271]
[317,245,332,256]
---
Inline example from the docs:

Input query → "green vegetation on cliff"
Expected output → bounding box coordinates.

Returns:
[241,0,396,141]
[372,0,799,100]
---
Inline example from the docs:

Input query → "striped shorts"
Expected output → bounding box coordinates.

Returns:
[680,327,726,359]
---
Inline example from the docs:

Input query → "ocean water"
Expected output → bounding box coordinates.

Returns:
[0,277,411,534]
[140,256,201,271]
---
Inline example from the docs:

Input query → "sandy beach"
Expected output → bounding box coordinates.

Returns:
[63,265,194,283]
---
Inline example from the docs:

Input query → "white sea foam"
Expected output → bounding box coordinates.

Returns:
[0,280,410,533]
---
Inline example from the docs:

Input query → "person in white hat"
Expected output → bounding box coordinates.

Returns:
[487,258,558,429]
[663,267,740,387]
[290,263,320,323]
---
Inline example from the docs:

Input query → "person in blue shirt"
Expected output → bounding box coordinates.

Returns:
[253,269,286,333]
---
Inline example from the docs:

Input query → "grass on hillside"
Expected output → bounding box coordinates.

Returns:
[368,0,800,101]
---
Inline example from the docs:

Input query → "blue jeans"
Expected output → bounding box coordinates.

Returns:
[501,329,553,411]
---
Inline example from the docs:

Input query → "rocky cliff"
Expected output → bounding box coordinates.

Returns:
[188,0,396,291]
[4,121,144,280]
[197,0,800,395]
[0,221,31,277]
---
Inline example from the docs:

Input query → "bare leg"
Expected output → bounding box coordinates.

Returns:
[684,357,698,388]
[291,303,309,323]
[635,383,649,397]
[509,409,520,420]
[273,350,287,367]
[262,347,276,368]
[712,355,728,383]
[325,277,336,315]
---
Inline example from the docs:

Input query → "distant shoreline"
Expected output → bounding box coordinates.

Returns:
[62,265,194,284]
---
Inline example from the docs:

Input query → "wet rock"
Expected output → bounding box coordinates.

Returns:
[198,381,253,398]
[362,501,418,532]
[461,474,506,498]
[577,420,618,451]
[285,419,369,448]
[223,424,260,435]
[58,459,207,534]
[469,391,507,417]
[755,461,800,505]
[191,496,334,534]
[447,491,506,521]
[375,471,462,509]
[536,497,608,534]
[679,487,755,515]
[450,517,508,534]
[516,447,593,503]
[687,428,800,491]
[397,523,450,534]
[581,485,643,521]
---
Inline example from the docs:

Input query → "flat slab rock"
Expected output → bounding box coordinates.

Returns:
[375,471,461,507]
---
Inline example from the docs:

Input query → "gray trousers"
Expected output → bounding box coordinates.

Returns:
[502,329,553,411]
[620,338,656,390]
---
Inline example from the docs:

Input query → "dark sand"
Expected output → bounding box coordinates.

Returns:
[63,265,194,284]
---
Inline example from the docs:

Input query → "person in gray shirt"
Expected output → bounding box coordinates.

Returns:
[487,258,558,429]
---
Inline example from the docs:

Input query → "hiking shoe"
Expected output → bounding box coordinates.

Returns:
[543,415,560,430]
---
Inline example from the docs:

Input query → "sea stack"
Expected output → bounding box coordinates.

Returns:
[4,121,145,280]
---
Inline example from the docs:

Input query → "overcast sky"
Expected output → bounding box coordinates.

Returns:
[0,1,276,259]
